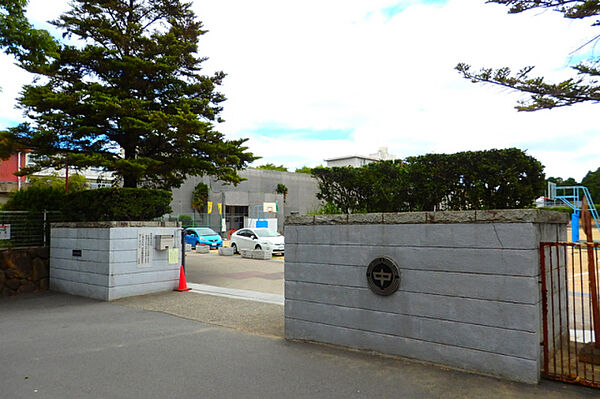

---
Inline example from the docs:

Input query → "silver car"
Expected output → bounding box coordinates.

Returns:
[230,228,284,255]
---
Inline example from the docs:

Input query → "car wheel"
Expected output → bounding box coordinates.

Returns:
[231,243,238,254]
[255,244,262,250]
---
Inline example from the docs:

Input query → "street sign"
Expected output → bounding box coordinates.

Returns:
[0,224,10,240]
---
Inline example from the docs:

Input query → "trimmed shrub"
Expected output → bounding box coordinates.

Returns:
[178,214,193,227]
[64,188,172,221]
[313,148,545,213]
[2,186,67,212]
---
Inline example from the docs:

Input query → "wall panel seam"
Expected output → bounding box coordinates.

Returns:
[290,243,537,250]
[49,277,107,288]
[285,282,539,305]
[286,263,538,278]
[285,299,537,333]
[285,317,537,361]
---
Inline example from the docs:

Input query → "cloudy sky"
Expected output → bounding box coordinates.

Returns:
[0,0,598,180]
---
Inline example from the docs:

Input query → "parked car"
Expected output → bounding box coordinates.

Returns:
[184,227,223,249]
[230,228,284,255]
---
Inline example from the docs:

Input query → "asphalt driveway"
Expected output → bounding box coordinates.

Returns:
[184,251,284,295]
[2,291,598,399]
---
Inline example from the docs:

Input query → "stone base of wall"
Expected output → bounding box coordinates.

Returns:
[0,247,49,297]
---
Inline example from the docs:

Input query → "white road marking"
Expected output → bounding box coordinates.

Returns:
[186,283,284,306]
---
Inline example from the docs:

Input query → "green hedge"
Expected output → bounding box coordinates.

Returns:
[3,187,172,221]
[312,148,545,213]
[2,186,67,212]
[65,188,172,221]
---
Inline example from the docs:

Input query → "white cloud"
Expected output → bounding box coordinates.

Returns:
[0,0,598,180]
[191,0,598,179]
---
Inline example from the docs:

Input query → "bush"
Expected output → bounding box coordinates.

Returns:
[178,214,193,227]
[313,148,545,213]
[3,186,171,222]
[64,188,172,221]
[309,202,343,215]
[29,173,88,192]
[3,186,67,212]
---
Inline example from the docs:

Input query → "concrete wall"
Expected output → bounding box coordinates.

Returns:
[170,169,321,231]
[50,221,181,301]
[284,210,569,384]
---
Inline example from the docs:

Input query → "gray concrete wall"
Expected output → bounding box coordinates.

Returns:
[50,222,181,301]
[170,169,321,231]
[284,210,569,384]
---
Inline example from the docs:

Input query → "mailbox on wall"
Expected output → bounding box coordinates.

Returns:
[155,235,174,250]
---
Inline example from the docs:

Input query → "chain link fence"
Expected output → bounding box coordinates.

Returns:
[0,211,63,249]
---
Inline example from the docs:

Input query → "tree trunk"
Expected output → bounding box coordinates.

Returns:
[123,175,137,188]
[122,143,137,188]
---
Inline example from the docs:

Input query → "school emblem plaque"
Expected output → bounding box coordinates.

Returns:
[366,257,400,296]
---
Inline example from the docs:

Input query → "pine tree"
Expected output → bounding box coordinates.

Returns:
[0,0,256,188]
[0,0,58,71]
[456,1,600,111]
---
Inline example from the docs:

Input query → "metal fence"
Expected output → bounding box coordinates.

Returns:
[0,211,63,249]
[540,242,600,388]
[161,213,246,237]
[162,213,221,229]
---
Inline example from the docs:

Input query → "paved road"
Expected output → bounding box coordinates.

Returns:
[184,251,284,295]
[1,291,597,399]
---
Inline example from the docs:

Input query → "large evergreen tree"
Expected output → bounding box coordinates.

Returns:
[0,0,256,188]
[0,0,58,70]
[582,167,600,201]
[456,1,600,111]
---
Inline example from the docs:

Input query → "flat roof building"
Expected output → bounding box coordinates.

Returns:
[324,147,396,168]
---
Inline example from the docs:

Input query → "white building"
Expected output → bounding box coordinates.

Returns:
[324,147,396,167]
[25,153,115,188]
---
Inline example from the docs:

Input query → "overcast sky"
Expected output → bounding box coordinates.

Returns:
[0,0,598,180]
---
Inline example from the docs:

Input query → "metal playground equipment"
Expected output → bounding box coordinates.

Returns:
[548,183,600,242]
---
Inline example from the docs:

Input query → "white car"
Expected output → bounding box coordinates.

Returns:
[230,228,284,255]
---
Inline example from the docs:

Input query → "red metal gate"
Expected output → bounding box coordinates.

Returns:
[540,242,600,388]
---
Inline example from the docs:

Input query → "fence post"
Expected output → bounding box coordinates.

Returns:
[43,210,48,247]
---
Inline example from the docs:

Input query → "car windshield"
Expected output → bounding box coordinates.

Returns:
[254,228,281,238]
[193,228,217,236]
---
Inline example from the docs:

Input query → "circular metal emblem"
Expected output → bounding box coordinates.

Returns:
[366,257,400,296]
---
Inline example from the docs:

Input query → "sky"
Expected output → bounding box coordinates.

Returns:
[0,0,599,180]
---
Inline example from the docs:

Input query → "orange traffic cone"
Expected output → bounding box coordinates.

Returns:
[175,265,192,292]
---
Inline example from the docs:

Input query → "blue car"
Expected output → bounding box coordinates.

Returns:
[184,227,223,249]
